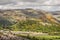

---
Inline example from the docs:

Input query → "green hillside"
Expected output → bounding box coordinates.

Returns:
[9,20,60,33]
[0,9,60,33]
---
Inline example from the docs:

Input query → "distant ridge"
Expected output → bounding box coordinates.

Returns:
[0,8,59,27]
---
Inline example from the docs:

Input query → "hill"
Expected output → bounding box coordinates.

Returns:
[0,8,60,31]
[0,9,60,26]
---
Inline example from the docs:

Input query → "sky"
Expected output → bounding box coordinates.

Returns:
[0,0,60,11]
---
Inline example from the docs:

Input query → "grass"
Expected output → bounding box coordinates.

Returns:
[9,20,60,32]
[16,34,60,40]
[36,36,60,40]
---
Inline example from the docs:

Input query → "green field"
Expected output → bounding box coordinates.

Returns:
[16,34,60,40]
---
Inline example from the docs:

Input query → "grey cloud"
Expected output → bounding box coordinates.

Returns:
[0,0,48,5]
[0,0,60,11]
[0,0,14,5]
[15,0,47,2]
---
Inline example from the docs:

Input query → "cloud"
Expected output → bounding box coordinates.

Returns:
[0,0,60,11]
[0,0,14,5]
[15,0,47,3]
[42,0,60,5]
[0,0,60,5]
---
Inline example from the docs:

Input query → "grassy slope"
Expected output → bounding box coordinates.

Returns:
[9,20,60,33]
